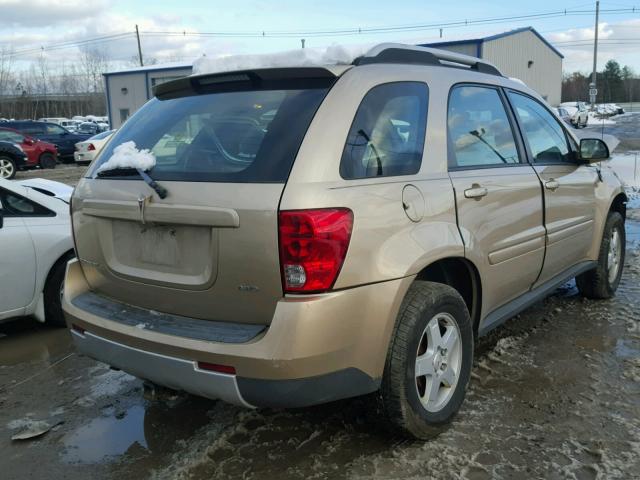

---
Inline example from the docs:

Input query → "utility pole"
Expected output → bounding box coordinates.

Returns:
[589,1,599,107]
[136,25,144,67]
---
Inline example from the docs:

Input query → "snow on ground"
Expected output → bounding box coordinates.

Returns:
[587,112,616,126]
[95,141,156,175]
[607,153,640,189]
[192,44,372,75]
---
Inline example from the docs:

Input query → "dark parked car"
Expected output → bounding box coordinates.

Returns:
[2,121,90,160]
[0,141,28,179]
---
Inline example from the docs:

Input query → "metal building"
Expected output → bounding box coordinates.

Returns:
[423,27,563,106]
[103,62,193,128]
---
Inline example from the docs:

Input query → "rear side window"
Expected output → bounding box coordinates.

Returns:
[507,92,573,164]
[340,82,428,179]
[0,189,53,217]
[448,85,520,168]
[21,124,45,135]
[90,86,330,183]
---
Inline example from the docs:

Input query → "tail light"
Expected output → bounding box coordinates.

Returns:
[87,143,96,151]
[279,208,353,293]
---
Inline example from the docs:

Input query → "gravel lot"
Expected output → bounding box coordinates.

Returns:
[1,116,639,480]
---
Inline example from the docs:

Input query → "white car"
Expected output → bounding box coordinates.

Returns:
[74,130,114,164]
[559,102,588,128]
[0,178,74,326]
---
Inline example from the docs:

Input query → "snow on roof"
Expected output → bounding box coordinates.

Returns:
[104,61,193,76]
[192,44,372,76]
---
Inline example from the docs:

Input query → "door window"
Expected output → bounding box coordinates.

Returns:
[507,92,573,164]
[340,82,428,179]
[448,85,520,168]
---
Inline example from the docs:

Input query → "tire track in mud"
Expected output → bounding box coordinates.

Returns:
[151,220,640,480]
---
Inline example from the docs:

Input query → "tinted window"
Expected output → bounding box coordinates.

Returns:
[0,189,53,217]
[90,86,329,183]
[46,124,66,135]
[0,131,23,143]
[21,124,45,135]
[340,82,428,179]
[448,86,520,168]
[508,92,572,164]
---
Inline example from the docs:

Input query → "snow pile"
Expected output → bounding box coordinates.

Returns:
[192,44,372,75]
[95,141,155,175]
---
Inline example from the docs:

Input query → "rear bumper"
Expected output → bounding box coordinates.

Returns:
[74,151,94,163]
[71,328,254,407]
[63,259,413,408]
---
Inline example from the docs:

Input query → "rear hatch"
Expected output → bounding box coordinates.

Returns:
[72,68,336,325]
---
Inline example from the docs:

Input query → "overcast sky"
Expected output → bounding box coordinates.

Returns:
[2,0,639,73]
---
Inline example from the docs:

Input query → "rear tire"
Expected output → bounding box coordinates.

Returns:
[576,212,625,299]
[0,156,16,179]
[39,152,57,169]
[374,281,473,439]
[44,254,73,327]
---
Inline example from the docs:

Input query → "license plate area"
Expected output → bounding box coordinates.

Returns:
[96,219,218,290]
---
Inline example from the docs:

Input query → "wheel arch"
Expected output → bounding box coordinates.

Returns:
[609,191,627,221]
[43,248,75,294]
[414,256,482,335]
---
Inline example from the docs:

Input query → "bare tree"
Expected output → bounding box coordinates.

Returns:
[79,45,109,94]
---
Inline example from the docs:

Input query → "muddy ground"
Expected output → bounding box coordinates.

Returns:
[1,118,639,480]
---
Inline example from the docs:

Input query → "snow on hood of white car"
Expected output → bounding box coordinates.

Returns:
[95,141,156,175]
[15,178,73,202]
[192,44,371,75]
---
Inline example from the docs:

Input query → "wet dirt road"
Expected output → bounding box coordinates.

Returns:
[1,215,638,480]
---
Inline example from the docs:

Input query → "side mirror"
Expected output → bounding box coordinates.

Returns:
[580,138,610,163]
[24,137,35,146]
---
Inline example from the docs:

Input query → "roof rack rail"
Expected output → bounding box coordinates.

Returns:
[353,43,503,77]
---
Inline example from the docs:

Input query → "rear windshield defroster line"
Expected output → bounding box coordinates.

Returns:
[88,79,334,184]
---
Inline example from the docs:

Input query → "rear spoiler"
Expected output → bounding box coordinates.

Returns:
[153,66,349,100]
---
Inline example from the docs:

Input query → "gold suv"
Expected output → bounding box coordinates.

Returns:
[63,44,627,438]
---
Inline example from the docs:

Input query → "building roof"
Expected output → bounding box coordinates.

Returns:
[422,26,564,59]
[104,61,193,77]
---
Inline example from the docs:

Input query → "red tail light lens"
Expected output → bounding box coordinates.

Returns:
[87,143,96,151]
[279,208,353,293]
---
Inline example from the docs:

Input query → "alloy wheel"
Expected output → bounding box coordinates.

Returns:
[415,312,463,413]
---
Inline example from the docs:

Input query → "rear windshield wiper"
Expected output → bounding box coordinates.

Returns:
[96,167,168,199]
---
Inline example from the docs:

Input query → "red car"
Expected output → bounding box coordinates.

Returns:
[0,127,58,169]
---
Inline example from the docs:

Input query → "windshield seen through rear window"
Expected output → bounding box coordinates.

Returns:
[89,85,330,183]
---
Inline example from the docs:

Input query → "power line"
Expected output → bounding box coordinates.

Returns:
[138,7,638,38]
[3,5,638,60]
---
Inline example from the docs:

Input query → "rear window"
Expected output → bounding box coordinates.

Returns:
[89,86,330,183]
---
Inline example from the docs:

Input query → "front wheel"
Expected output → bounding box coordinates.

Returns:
[39,152,57,169]
[0,156,16,179]
[375,281,473,439]
[576,212,625,299]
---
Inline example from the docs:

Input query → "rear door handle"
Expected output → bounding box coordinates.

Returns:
[545,179,560,191]
[464,185,488,199]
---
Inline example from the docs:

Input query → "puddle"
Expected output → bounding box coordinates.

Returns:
[62,405,148,464]
[0,319,72,367]
[61,396,214,466]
